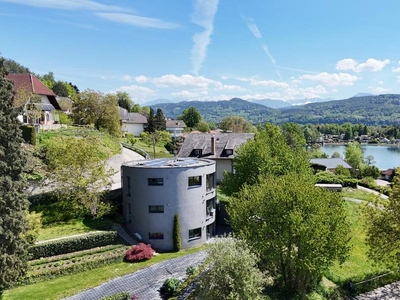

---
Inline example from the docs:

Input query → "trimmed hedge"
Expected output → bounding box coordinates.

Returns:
[21,125,36,145]
[314,171,359,188]
[29,231,119,260]
[173,214,181,252]
[99,292,131,300]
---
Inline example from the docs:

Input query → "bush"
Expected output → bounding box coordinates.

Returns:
[358,178,391,196]
[160,278,181,298]
[29,231,119,259]
[21,125,36,145]
[173,214,181,252]
[186,266,196,276]
[125,243,154,262]
[28,192,59,208]
[99,292,131,300]
[23,211,42,244]
[314,171,358,188]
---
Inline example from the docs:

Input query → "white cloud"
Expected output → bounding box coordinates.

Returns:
[249,79,289,89]
[115,85,156,102]
[152,74,218,88]
[300,72,357,86]
[170,90,200,99]
[135,75,149,83]
[262,44,276,65]
[392,61,400,72]
[190,0,219,75]
[374,79,384,85]
[0,0,125,11]
[336,58,391,73]
[284,85,328,100]
[96,13,178,29]
[240,92,282,100]
[368,86,392,94]
[122,75,133,82]
[243,17,262,39]
[398,76,400,83]
[216,84,244,91]
[221,75,229,80]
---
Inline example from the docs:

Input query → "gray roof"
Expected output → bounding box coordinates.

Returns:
[118,107,147,124]
[178,133,254,159]
[123,158,214,168]
[166,120,186,128]
[310,158,352,169]
[33,103,56,111]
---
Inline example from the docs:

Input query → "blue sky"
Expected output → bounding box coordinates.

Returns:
[1,0,400,104]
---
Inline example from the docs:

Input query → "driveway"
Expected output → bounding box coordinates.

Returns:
[353,281,400,299]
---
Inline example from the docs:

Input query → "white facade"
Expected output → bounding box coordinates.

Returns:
[121,123,145,136]
[122,158,216,251]
[214,159,233,183]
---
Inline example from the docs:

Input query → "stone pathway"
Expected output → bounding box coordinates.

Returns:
[64,251,207,300]
[357,185,388,200]
[353,281,400,299]
[113,223,137,246]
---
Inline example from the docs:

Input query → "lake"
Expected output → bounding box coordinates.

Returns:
[321,144,400,170]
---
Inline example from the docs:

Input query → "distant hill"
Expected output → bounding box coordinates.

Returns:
[353,92,375,98]
[153,95,400,125]
[249,98,291,109]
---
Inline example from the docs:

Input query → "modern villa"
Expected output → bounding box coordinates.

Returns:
[121,158,217,251]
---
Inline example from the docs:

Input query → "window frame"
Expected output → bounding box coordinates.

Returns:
[148,205,164,213]
[148,232,164,240]
[148,178,164,186]
[189,227,202,240]
[188,175,202,187]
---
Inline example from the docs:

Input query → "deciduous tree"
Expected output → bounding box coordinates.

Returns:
[116,91,133,112]
[219,116,254,133]
[0,59,29,296]
[178,106,202,128]
[345,142,364,177]
[140,130,170,158]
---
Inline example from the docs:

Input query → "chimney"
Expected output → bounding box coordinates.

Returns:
[211,136,216,155]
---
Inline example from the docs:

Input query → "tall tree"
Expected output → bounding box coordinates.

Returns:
[228,173,350,297]
[178,106,202,128]
[2,57,30,74]
[221,123,312,196]
[146,107,156,133]
[155,108,166,131]
[219,116,254,133]
[116,91,133,112]
[52,81,69,97]
[345,142,364,177]
[197,237,266,300]
[281,122,306,149]
[0,59,29,296]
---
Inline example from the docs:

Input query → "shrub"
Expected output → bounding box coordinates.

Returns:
[21,125,36,145]
[99,292,131,300]
[173,214,181,252]
[334,165,351,177]
[23,211,42,244]
[186,266,196,276]
[125,243,154,262]
[29,231,119,259]
[314,171,358,188]
[160,278,181,298]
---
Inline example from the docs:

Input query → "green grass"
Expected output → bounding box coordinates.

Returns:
[5,247,205,300]
[122,138,173,159]
[37,218,113,241]
[341,188,382,202]
[217,187,230,204]
[327,201,386,283]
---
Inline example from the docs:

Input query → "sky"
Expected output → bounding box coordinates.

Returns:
[1,0,400,104]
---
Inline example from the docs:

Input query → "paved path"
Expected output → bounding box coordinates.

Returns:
[64,251,207,300]
[357,185,388,200]
[112,224,137,246]
[353,281,400,299]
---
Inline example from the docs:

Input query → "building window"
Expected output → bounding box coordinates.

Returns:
[148,178,164,186]
[194,149,202,156]
[149,205,164,213]
[127,176,131,196]
[189,228,202,240]
[206,198,215,219]
[188,176,202,187]
[206,173,214,192]
[149,232,164,239]
[226,149,233,155]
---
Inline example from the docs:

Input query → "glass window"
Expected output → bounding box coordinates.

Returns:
[206,173,214,192]
[194,149,202,155]
[149,232,164,239]
[206,198,215,218]
[149,205,164,213]
[188,176,201,187]
[189,228,202,239]
[127,176,131,196]
[148,178,164,186]
[226,149,233,155]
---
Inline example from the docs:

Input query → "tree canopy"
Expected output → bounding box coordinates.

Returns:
[116,91,133,112]
[155,108,166,131]
[219,116,254,133]
[0,59,29,295]
[178,106,202,128]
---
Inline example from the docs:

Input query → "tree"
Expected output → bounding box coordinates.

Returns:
[145,107,156,133]
[221,123,312,196]
[228,173,350,296]
[281,122,306,149]
[45,136,113,218]
[2,57,30,74]
[197,236,266,300]
[178,106,202,128]
[365,169,400,269]
[334,165,351,177]
[73,90,121,136]
[195,120,210,132]
[345,142,364,177]
[362,165,380,179]
[0,60,29,296]
[331,151,341,158]
[219,116,254,133]
[52,81,69,97]
[116,91,133,112]
[364,155,375,166]
[173,214,181,252]
[39,72,55,89]
[140,130,171,158]
[155,108,166,131]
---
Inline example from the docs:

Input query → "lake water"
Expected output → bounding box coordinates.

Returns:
[321,144,400,170]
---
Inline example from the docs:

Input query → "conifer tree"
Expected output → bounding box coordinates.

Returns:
[155,108,166,131]
[173,214,181,251]
[146,107,156,133]
[0,59,29,297]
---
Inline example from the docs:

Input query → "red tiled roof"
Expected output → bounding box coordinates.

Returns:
[6,74,56,96]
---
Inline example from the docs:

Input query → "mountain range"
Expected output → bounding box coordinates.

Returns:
[151,94,400,125]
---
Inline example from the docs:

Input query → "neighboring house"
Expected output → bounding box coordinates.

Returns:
[6,73,62,125]
[56,96,74,114]
[118,107,147,136]
[310,158,352,172]
[381,168,394,181]
[177,133,255,182]
[166,119,186,137]
[122,158,217,251]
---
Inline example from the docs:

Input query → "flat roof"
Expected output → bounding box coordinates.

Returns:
[123,158,215,168]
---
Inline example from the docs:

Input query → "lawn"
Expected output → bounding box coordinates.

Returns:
[5,247,205,300]
[122,138,174,159]
[37,218,113,241]
[341,188,382,202]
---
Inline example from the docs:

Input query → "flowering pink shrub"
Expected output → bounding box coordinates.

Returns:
[125,243,154,262]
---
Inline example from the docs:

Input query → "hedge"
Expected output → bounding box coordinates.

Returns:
[29,231,119,260]
[99,292,131,300]
[21,125,36,145]
[28,192,59,208]
[314,172,359,188]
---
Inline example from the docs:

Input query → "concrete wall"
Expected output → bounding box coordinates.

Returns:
[122,123,145,136]
[122,160,216,251]
[214,159,233,183]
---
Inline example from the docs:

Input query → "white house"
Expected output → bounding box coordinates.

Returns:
[166,119,186,137]
[118,107,147,136]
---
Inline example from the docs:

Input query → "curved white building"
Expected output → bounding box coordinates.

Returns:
[122,158,216,251]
